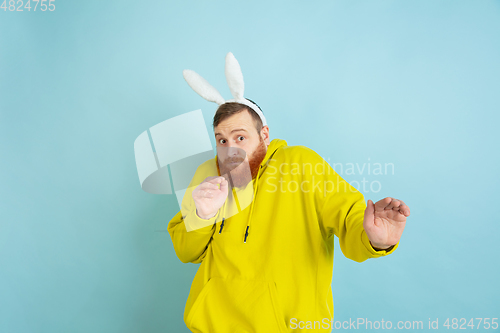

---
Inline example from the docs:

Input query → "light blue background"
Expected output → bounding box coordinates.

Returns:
[1,0,499,332]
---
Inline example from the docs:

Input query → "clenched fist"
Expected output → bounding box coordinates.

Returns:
[192,176,229,220]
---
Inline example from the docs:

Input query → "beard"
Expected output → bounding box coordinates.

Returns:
[217,137,268,189]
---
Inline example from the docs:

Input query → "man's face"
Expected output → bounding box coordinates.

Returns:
[215,109,270,188]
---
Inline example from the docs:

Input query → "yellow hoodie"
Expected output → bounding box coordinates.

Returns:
[167,138,398,332]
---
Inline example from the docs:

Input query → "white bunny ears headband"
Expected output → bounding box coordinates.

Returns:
[182,52,267,127]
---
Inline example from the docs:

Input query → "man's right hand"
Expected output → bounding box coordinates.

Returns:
[192,176,229,220]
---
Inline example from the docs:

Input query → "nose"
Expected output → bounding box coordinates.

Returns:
[217,143,246,164]
[227,143,239,156]
[225,140,242,156]
[227,146,239,157]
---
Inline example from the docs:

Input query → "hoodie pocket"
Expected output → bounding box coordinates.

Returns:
[186,276,288,333]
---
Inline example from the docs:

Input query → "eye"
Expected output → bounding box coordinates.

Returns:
[237,136,245,141]
[218,139,226,144]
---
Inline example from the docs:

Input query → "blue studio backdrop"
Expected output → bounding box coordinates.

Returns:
[1,1,499,332]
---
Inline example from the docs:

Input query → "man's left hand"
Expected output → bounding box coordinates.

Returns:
[363,197,410,250]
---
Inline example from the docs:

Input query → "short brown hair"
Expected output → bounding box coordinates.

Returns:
[213,100,264,134]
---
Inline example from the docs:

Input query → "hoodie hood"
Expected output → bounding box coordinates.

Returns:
[215,138,288,242]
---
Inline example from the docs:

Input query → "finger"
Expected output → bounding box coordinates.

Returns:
[397,201,410,216]
[387,198,402,210]
[205,176,226,185]
[197,177,219,188]
[198,182,220,190]
[202,176,220,182]
[364,199,375,225]
[374,197,392,212]
[389,199,410,216]
[193,189,213,199]
[200,189,214,198]
[219,177,228,192]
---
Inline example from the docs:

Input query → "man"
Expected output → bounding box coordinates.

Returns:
[167,101,410,332]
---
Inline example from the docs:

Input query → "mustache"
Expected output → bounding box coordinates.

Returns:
[224,157,245,164]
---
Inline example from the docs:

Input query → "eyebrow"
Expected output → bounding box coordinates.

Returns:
[215,128,248,137]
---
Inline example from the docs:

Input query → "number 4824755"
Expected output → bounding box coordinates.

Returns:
[1,0,56,11]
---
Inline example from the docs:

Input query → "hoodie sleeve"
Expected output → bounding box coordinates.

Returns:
[167,209,218,264]
[166,158,220,264]
[307,149,399,262]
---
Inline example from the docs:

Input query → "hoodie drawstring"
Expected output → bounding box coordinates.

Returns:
[243,174,260,243]
[216,140,282,243]
[219,217,225,234]
[217,168,259,242]
[244,225,250,243]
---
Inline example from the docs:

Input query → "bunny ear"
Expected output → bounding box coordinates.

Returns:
[225,52,245,100]
[182,69,225,105]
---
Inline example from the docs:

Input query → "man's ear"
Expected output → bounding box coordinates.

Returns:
[260,125,270,145]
